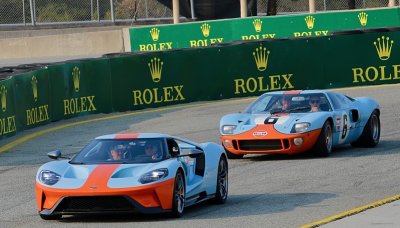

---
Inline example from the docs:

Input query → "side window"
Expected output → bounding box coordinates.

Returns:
[328,92,347,110]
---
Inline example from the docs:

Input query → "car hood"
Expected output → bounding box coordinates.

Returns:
[221,112,327,135]
[36,160,175,189]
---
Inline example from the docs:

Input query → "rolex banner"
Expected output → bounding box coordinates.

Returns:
[130,7,400,51]
[13,69,51,129]
[0,79,17,138]
[47,59,113,121]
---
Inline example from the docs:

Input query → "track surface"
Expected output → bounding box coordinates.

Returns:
[0,85,399,228]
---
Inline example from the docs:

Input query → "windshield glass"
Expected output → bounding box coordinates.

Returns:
[70,138,167,164]
[244,93,331,114]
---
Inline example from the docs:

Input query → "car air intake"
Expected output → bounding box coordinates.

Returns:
[55,196,135,213]
[238,140,283,151]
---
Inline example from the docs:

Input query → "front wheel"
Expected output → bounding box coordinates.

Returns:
[312,120,333,157]
[212,156,228,204]
[171,171,185,218]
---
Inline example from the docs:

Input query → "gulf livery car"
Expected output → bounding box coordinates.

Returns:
[220,90,380,158]
[35,133,228,220]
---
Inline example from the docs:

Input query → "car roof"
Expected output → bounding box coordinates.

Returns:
[95,133,171,140]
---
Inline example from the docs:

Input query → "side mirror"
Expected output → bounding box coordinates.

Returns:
[47,150,62,160]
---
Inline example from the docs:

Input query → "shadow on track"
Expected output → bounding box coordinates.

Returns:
[57,192,336,223]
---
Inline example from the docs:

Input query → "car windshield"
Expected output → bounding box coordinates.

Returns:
[244,93,331,114]
[70,138,167,164]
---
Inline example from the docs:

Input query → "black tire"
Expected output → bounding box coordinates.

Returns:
[225,148,243,159]
[39,213,62,220]
[171,171,185,218]
[212,156,228,204]
[312,120,333,157]
[351,110,380,147]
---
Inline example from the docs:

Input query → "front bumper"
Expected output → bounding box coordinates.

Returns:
[221,125,321,155]
[35,178,175,215]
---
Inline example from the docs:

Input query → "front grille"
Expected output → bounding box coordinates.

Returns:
[55,196,135,213]
[238,140,283,151]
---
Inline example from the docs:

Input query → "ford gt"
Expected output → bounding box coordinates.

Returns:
[35,133,228,219]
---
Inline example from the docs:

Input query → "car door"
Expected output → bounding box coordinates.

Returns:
[166,138,205,198]
[327,92,358,145]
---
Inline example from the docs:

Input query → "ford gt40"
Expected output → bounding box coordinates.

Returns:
[220,90,380,158]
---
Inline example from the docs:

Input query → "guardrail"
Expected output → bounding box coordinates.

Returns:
[0,27,399,139]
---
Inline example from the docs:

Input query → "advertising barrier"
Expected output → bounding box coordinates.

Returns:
[129,7,400,51]
[1,28,399,139]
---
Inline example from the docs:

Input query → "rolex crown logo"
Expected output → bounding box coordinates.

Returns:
[148,57,163,83]
[150,28,160,41]
[253,19,262,32]
[72,66,80,92]
[0,85,7,112]
[201,23,211,38]
[358,12,368,26]
[32,75,38,102]
[374,36,394,61]
[253,44,270,72]
[305,15,315,29]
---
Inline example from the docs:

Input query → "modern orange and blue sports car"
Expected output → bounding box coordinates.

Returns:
[220,90,380,159]
[35,133,228,220]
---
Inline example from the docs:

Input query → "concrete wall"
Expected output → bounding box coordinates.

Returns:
[0,27,129,61]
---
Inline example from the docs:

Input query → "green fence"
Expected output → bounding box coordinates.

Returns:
[1,28,399,139]
[129,7,400,51]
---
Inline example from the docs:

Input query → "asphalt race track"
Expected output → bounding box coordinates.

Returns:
[0,84,399,228]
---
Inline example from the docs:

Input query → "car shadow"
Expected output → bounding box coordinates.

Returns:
[243,140,400,161]
[59,192,336,222]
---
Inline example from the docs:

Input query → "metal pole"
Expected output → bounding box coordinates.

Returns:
[110,0,115,22]
[97,0,100,22]
[309,0,316,13]
[23,0,26,25]
[323,0,326,11]
[240,0,247,18]
[91,0,94,20]
[29,0,35,25]
[190,0,195,19]
[389,0,395,7]
[173,0,179,24]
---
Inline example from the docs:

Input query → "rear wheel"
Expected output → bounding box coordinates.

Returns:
[171,171,185,218]
[212,156,228,204]
[351,110,380,147]
[39,213,62,220]
[312,120,333,157]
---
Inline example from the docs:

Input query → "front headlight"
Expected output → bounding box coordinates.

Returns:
[222,125,237,134]
[139,168,169,184]
[39,170,61,186]
[293,122,310,133]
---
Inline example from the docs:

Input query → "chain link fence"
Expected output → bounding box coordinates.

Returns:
[0,0,398,26]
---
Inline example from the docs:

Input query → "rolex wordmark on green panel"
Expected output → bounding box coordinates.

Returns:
[132,57,185,106]
[352,35,400,84]
[234,44,295,95]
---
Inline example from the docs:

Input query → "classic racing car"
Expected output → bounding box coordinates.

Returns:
[35,133,228,220]
[219,90,380,158]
